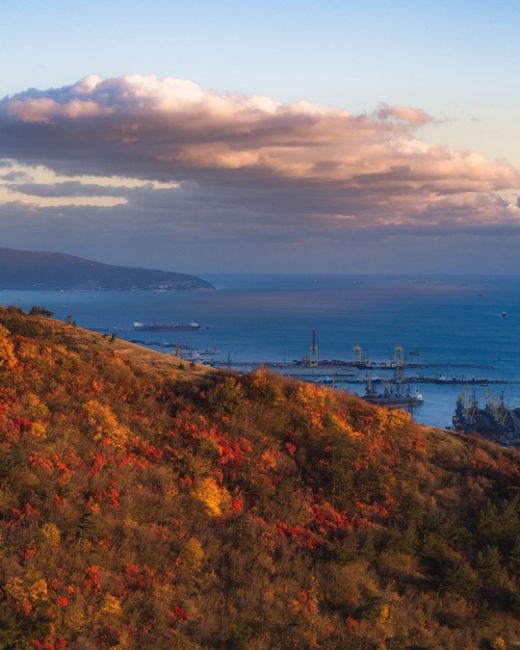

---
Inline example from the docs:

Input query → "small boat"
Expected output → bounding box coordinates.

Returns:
[198,348,221,356]
[314,376,334,385]
[500,312,508,319]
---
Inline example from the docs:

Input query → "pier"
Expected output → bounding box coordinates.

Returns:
[206,361,516,386]
[341,376,511,386]
[215,359,497,371]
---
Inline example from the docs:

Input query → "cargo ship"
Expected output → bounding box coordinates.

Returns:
[133,321,200,332]
[363,375,424,408]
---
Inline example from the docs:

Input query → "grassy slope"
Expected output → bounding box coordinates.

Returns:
[0,307,519,650]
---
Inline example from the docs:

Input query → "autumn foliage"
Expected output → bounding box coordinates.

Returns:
[0,307,519,649]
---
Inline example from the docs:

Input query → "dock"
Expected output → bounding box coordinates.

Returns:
[340,376,511,386]
[206,361,516,386]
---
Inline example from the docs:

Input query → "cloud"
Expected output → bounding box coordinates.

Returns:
[0,73,519,265]
[0,170,32,182]
[0,160,179,207]
[376,104,432,125]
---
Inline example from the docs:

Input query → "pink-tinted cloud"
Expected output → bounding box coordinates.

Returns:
[0,74,519,235]
[376,104,431,125]
[7,97,108,123]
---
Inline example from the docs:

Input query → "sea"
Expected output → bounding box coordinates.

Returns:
[1,273,519,429]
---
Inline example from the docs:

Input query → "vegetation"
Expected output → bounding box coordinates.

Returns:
[0,247,214,290]
[28,307,54,318]
[0,306,519,649]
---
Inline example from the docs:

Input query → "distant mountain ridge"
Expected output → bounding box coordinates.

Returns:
[0,247,214,290]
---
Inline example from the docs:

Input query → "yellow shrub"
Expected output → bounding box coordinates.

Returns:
[373,407,411,436]
[22,393,50,421]
[84,399,130,447]
[250,367,270,391]
[250,368,283,403]
[41,522,61,546]
[193,476,230,517]
[101,594,123,617]
[5,576,27,603]
[388,409,412,430]
[294,382,326,409]
[377,604,390,624]
[29,578,48,602]
[0,325,16,370]
[184,537,205,570]
[30,421,48,440]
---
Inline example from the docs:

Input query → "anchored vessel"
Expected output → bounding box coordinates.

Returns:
[453,391,520,446]
[363,375,424,408]
[133,321,200,332]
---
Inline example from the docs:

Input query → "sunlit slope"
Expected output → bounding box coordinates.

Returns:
[0,306,519,650]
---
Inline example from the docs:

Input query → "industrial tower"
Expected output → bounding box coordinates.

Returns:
[309,328,319,367]
[394,344,404,383]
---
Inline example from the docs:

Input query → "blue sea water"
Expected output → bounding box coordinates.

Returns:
[1,274,519,429]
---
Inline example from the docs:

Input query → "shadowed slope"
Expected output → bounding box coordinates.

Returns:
[0,247,214,290]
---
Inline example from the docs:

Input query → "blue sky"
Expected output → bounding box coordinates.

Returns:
[0,1,519,272]
[3,2,518,112]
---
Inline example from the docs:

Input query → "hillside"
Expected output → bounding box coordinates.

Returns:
[0,248,214,290]
[0,308,519,649]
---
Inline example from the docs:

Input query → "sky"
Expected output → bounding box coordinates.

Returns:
[1,0,520,274]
